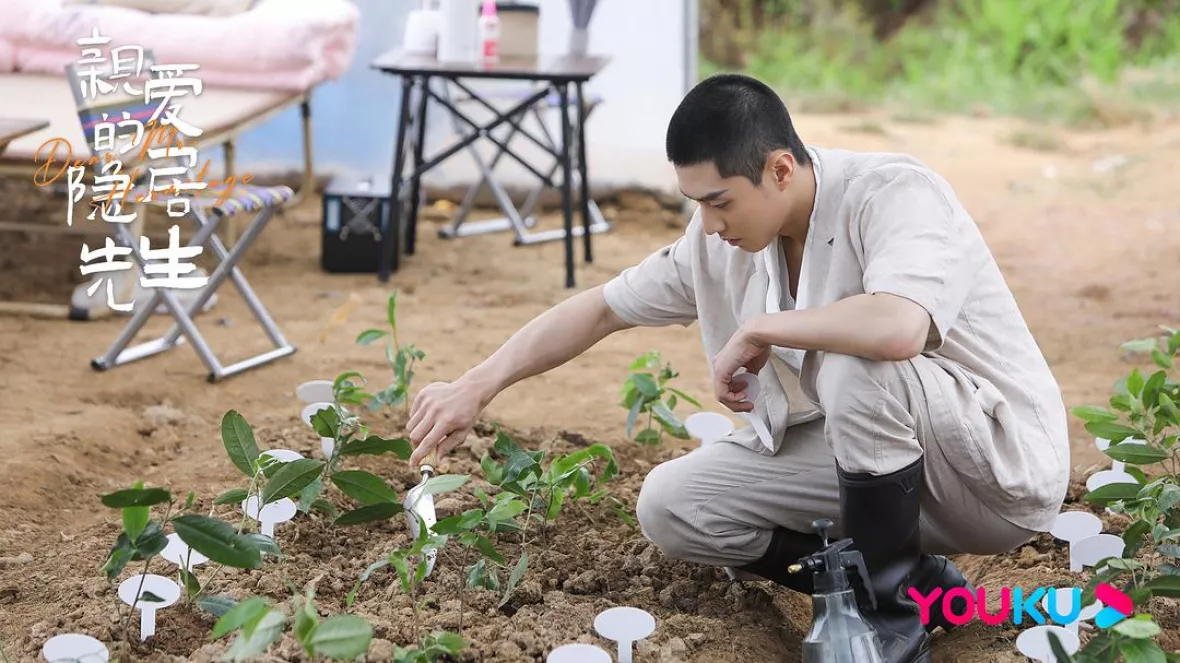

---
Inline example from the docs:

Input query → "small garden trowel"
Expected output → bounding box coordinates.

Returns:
[403,452,438,578]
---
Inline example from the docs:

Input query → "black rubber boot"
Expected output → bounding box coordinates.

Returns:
[736,526,825,594]
[738,525,973,637]
[839,457,933,663]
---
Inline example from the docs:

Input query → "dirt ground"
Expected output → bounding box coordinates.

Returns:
[1,110,1178,662]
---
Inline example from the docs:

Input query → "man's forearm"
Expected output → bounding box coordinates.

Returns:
[458,285,634,403]
[743,293,932,361]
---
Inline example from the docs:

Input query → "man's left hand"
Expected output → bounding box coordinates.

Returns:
[713,323,771,413]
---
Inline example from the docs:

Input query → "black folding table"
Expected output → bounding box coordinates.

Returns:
[370,51,611,288]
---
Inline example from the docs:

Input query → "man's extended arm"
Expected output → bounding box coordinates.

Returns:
[406,285,634,467]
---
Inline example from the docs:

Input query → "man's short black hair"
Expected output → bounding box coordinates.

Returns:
[665,73,809,185]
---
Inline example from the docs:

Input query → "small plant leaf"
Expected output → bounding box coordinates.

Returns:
[333,502,404,526]
[243,533,283,559]
[122,505,150,542]
[172,515,263,569]
[1112,615,1162,639]
[1084,481,1142,506]
[1159,484,1180,512]
[421,474,470,496]
[261,459,325,505]
[132,522,168,560]
[212,596,270,640]
[310,406,341,440]
[666,387,702,408]
[1105,443,1169,465]
[635,428,662,445]
[1072,405,1119,423]
[356,329,387,345]
[197,595,237,618]
[308,614,374,659]
[100,536,133,581]
[223,608,285,662]
[629,373,660,397]
[1153,348,1174,369]
[1122,338,1159,353]
[1118,637,1168,663]
[433,509,484,534]
[340,435,413,459]
[213,488,250,506]
[221,411,261,478]
[101,487,172,509]
[310,499,338,520]
[1084,421,1142,443]
[1123,520,1153,556]
[499,551,529,608]
[139,591,166,603]
[331,471,399,505]
[386,291,398,329]
[297,477,324,514]
[1142,575,1180,598]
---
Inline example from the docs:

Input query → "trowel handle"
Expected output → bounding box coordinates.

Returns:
[419,450,439,478]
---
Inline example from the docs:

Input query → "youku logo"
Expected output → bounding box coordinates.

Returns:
[908,583,1133,628]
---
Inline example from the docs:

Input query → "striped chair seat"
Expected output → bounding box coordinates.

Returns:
[124,183,294,216]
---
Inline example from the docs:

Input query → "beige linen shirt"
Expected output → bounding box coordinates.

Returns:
[602,147,1070,531]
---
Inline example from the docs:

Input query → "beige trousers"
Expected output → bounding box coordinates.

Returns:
[635,353,1041,568]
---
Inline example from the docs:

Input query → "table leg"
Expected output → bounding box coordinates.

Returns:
[576,82,592,264]
[557,82,575,289]
[379,75,415,282]
[407,75,432,256]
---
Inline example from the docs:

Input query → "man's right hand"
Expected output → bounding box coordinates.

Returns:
[406,377,490,469]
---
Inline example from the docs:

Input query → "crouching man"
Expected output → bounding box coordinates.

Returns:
[404,73,1071,663]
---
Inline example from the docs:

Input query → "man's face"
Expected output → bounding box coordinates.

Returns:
[675,159,787,253]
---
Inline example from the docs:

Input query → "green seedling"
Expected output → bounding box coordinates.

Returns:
[1064,326,1180,661]
[392,631,467,663]
[99,480,279,648]
[354,290,426,417]
[346,473,469,640]
[212,583,373,662]
[620,350,701,445]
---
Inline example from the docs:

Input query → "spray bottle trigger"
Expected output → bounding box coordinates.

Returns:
[846,550,877,611]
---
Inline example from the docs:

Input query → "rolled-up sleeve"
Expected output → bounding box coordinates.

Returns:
[855,167,983,351]
[602,232,698,327]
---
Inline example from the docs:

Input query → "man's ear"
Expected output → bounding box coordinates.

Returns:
[769,150,797,191]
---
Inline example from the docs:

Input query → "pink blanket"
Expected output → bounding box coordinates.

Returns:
[1,0,357,91]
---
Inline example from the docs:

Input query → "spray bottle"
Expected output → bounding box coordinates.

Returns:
[787,519,886,663]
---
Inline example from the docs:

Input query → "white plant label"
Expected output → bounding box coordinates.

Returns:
[296,380,335,404]
[117,574,180,641]
[594,607,656,663]
[42,633,109,663]
[241,496,297,538]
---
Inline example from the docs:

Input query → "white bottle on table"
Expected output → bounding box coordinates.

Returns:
[477,0,500,64]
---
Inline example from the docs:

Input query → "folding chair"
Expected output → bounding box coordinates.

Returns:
[434,82,611,244]
[63,49,296,382]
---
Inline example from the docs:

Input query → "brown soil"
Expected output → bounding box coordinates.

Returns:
[1,110,1179,662]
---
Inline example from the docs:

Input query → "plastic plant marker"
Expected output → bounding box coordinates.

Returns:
[117,574,180,641]
[594,607,656,663]
[321,437,335,459]
[731,372,761,403]
[1015,624,1079,661]
[241,495,297,538]
[1070,534,1125,574]
[296,380,334,404]
[1049,511,1103,572]
[1084,469,1139,493]
[42,633,109,663]
[260,449,304,463]
[546,643,612,663]
[160,532,208,571]
[685,412,734,447]
[301,402,334,428]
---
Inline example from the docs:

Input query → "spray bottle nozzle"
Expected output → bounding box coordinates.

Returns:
[787,518,877,610]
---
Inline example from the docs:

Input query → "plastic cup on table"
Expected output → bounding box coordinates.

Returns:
[1049,511,1103,572]
[594,606,656,663]
[117,574,180,641]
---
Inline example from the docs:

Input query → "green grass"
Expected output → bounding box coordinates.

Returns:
[699,0,1180,126]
